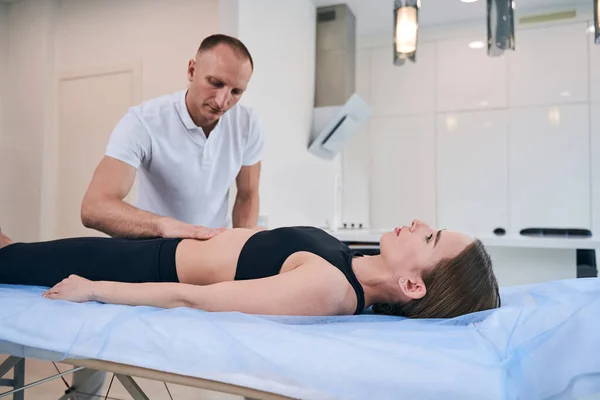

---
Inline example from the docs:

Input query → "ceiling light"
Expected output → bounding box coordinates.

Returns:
[394,0,420,66]
[487,0,515,57]
[461,0,479,3]
[469,41,485,49]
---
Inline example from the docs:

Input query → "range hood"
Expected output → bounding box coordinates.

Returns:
[308,4,372,160]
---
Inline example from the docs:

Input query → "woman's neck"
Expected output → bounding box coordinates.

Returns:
[351,255,402,308]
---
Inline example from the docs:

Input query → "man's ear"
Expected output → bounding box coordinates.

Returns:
[187,58,196,81]
[397,277,426,301]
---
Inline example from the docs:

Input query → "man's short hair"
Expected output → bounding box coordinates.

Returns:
[198,34,254,70]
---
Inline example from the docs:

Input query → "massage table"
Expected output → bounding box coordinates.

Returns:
[1,278,600,400]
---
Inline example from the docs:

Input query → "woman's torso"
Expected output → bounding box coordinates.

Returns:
[175,227,261,284]
[174,226,365,314]
[175,226,362,286]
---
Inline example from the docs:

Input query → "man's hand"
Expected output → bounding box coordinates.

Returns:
[156,217,226,240]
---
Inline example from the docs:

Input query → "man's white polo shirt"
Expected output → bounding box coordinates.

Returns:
[105,89,264,228]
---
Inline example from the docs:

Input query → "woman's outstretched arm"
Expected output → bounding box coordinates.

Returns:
[43,262,354,316]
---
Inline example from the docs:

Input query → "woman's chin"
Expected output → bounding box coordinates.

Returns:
[379,230,397,249]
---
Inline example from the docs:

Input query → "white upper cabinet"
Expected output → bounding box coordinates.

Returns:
[436,110,509,236]
[509,104,591,232]
[592,103,600,235]
[590,25,600,103]
[368,43,435,117]
[369,116,436,230]
[436,36,508,113]
[508,22,589,107]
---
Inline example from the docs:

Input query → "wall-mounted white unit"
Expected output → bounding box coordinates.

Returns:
[309,94,371,160]
[309,4,371,160]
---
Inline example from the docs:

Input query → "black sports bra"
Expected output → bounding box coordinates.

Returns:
[235,226,365,315]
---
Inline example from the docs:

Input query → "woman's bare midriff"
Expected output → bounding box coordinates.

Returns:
[173,228,320,285]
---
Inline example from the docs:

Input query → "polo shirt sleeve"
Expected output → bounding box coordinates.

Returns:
[105,109,151,169]
[242,110,265,166]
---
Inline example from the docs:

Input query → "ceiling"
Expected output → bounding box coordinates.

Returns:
[311,0,591,36]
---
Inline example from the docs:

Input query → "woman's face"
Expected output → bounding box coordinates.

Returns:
[379,219,474,299]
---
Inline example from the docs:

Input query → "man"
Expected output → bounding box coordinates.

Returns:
[81,34,263,240]
[69,34,263,399]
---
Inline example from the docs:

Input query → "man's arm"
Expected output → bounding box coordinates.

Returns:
[81,157,224,239]
[80,156,163,238]
[232,161,261,228]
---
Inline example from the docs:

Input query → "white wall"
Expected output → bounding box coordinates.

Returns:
[1,0,56,241]
[55,0,218,101]
[0,2,6,149]
[346,15,598,239]
[228,0,334,229]
[0,2,7,231]
[218,0,239,37]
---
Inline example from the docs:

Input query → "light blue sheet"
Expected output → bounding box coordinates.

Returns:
[1,278,600,400]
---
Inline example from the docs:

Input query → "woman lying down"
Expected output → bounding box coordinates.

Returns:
[0,219,501,319]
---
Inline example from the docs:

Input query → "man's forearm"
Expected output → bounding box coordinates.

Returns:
[82,197,163,238]
[232,194,259,228]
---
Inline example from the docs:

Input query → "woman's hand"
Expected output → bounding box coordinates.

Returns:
[42,275,96,303]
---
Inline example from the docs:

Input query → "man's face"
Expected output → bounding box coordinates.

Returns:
[186,44,253,126]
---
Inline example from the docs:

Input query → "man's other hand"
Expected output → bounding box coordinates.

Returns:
[156,217,227,240]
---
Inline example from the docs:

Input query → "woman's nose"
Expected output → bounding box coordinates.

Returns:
[410,219,420,231]
[410,219,428,232]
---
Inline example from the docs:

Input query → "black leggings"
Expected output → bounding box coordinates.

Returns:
[0,237,182,288]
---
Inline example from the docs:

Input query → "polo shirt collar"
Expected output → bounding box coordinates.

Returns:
[177,89,222,134]
[178,89,199,131]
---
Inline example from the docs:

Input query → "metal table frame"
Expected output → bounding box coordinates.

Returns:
[0,356,289,400]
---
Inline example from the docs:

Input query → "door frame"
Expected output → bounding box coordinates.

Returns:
[40,61,142,240]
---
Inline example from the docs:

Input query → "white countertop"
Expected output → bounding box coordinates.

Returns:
[324,229,600,250]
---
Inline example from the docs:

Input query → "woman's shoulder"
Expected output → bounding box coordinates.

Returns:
[281,259,357,315]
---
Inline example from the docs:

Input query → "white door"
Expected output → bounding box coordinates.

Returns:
[55,68,137,239]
